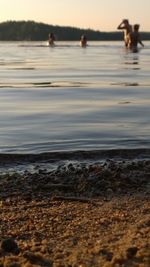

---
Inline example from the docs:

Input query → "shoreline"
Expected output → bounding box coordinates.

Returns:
[0,156,150,266]
[0,149,150,175]
[0,148,150,162]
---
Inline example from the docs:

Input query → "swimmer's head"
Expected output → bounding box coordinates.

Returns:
[133,24,140,31]
[123,19,129,24]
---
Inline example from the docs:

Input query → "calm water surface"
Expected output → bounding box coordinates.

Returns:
[0,41,150,153]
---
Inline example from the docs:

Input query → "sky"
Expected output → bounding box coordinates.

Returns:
[1,0,150,32]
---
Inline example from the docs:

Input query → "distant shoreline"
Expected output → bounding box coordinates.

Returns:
[1,20,150,41]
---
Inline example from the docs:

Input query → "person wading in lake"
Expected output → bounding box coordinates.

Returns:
[128,24,144,52]
[117,19,132,47]
[80,34,87,47]
[48,32,55,46]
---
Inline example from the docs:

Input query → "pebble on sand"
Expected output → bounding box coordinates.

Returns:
[1,238,20,255]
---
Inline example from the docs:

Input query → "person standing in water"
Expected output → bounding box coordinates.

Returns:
[48,33,55,46]
[117,19,132,47]
[80,34,87,47]
[128,24,144,52]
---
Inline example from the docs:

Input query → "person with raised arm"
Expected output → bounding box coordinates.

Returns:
[117,19,132,47]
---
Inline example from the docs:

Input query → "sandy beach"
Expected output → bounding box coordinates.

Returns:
[0,157,150,266]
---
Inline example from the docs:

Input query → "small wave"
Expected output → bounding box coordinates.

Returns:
[18,44,120,49]
[19,44,49,47]
[0,148,150,175]
[0,81,90,88]
[118,101,131,104]
[0,148,150,165]
[8,67,35,70]
[111,82,139,87]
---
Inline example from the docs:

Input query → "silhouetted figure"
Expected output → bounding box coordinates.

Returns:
[117,19,132,47]
[80,34,87,47]
[48,33,55,46]
[128,24,144,52]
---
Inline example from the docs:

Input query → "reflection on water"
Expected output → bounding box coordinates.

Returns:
[0,41,150,153]
[123,49,140,70]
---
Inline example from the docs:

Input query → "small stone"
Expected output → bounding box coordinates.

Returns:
[99,249,113,261]
[126,247,138,258]
[1,238,20,255]
[23,251,52,266]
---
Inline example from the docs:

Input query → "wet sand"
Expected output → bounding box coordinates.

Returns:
[0,157,150,266]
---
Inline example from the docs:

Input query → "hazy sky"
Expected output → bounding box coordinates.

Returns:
[1,0,150,31]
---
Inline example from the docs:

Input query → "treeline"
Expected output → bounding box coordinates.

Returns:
[0,20,150,41]
[0,21,121,41]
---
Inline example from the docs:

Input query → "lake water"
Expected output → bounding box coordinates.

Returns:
[0,41,150,154]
